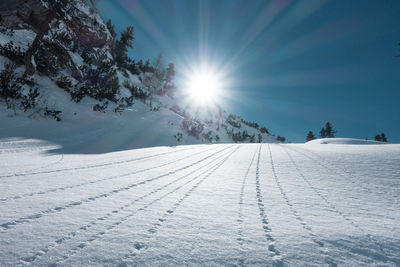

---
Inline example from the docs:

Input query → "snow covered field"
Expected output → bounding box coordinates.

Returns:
[1,140,399,266]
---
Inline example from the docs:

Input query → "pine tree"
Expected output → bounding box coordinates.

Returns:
[319,122,336,138]
[152,53,165,81]
[260,127,269,134]
[306,131,316,142]
[165,63,175,82]
[277,136,286,143]
[153,53,163,71]
[106,19,116,39]
[162,63,176,95]
[137,59,144,72]
[114,26,134,68]
[0,62,23,109]
[324,122,336,138]
[319,127,326,138]
[374,134,381,141]
[120,26,134,48]
[381,133,387,142]
[144,59,153,72]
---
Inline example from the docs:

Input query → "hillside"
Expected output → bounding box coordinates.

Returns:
[0,0,277,151]
[306,138,389,145]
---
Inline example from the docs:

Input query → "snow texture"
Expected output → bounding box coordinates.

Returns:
[306,138,389,145]
[0,140,399,266]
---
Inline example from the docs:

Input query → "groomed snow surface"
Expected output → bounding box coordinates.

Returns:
[1,141,399,266]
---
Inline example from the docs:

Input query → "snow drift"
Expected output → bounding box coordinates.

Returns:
[306,138,389,145]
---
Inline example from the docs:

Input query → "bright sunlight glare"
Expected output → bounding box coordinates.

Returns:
[188,72,220,105]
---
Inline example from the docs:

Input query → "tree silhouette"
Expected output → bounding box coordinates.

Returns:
[324,122,336,138]
[306,131,316,142]
[165,63,175,83]
[319,127,326,138]
[381,133,388,142]
[114,26,135,67]
[374,133,388,142]
[277,136,286,143]
[320,122,336,138]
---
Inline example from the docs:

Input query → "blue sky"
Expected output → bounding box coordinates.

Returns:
[97,0,400,143]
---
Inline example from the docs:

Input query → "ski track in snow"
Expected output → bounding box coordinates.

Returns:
[280,145,399,265]
[254,145,283,266]
[267,145,336,266]
[284,145,376,196]
[22,147,238,266]
[1,143,399,266]
[0,144,203,180]
[119,146,241,266]
[236,144,259,266]
[0,145,233,230]
[281,145,367,234]
[0,145,217,202]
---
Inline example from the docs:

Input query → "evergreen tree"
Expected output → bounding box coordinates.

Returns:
[0,62,23,109]
[153,53,163,70]
[162,63,176,95]
[260,127,269,134]
[114,26,134,67]
[324,122,336,138]
[306,131,316,142]
[319,127,326,138]
[375,133,388,142]
[152,53,165,81]
[381,133,388,142]
[120,26,135,48]
[144,59,152,72]
[126,58,139,75]
[137,59,144,72]
[319,122,336,138]
[165,63,175,82]
[142,54,164,95]
[277,136,286,143]
[106,19,116,39]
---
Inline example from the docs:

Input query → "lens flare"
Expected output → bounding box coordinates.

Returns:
[188,72,220,104]
[177,60,232,113]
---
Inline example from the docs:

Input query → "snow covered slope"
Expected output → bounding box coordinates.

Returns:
[307,138,388,145]
[0,91,275,154]
[0,0,277,147]
[0,141,399,266]
[0,53,276,149]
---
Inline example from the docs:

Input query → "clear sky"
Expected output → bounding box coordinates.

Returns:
[97,0,400,143]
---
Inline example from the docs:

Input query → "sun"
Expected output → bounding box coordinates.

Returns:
[178,60,231,110]
[188,71,220,105]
